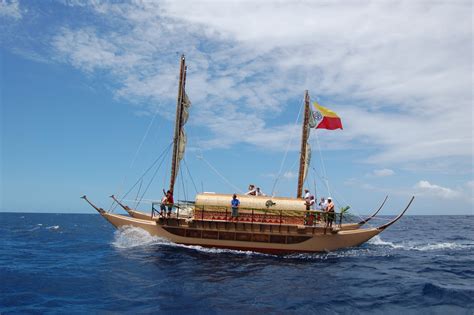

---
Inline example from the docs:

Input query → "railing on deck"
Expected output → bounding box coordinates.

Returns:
[150,202,347,227]
[192,205,346,227]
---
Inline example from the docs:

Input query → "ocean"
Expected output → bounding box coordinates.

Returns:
[1,213,473,314]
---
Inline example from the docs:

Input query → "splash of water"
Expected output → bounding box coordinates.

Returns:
[112,226,170,249]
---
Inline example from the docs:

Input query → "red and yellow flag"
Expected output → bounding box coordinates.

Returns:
[312,101,343,130]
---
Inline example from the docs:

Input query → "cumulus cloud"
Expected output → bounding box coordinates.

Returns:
[414,180,461,199]
[0,0,21,19]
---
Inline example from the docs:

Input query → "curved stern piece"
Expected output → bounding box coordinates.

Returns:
[377,196,415,230]
[357,195,389,226]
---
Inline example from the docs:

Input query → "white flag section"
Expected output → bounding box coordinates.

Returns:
[309,106,318,128]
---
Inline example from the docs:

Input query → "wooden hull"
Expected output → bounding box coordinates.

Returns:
[102,212,381,254]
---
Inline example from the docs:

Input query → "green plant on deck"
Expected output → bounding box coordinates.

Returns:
[339,206,351,226]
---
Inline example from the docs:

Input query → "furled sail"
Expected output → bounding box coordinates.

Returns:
[176,93,191,172]
[303,142,311,182]
[181,92,191,124]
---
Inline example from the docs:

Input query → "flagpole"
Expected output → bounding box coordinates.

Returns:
[296,90,310,198]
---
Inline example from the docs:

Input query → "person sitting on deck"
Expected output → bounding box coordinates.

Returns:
[255,187,266,196]
[231,194,240,218]
[245,184,257,196]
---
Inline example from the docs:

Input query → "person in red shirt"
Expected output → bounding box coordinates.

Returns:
[160,190,174,217]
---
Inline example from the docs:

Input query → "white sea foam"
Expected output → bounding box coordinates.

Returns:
[178,244,269,256]
[46,225,60,230]
[112,226,170,249]
[368,236,404,249]
[369,235,470,251]
[412,242,468,251]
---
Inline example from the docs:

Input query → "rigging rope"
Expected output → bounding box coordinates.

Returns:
[108,109,161,212]
[313,130,330,197]
[271,97,305,196]
[179,161,187,202]
[183,157,199,195]
[135,143,171,209]
[309,165,369,225]
[197,152,244,194]
[109,142,172,213]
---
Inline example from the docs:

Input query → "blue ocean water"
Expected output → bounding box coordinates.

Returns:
[1,213,473,314]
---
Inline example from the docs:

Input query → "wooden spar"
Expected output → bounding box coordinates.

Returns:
[296,90,311,198]
[169,55,187,194]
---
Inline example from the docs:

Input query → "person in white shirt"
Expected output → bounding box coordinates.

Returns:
[255,187,266,196]
[309,195,316,210]
[245,184,257,196]
[319,197,328,211]
[304,189,311,200]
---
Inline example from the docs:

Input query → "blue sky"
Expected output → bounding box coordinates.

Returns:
[1,0,472,215]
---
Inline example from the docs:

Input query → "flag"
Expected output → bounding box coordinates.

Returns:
[311,101,343,130]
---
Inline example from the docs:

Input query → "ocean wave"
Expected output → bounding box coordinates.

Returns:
[422,282,474,306]
[369,236,471,251]
[46,226,60,230]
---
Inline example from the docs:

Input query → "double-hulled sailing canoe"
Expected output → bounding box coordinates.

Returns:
[83,55,413,254]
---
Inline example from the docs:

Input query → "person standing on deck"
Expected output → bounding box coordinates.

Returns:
[325,197,335,231]
[231,194,240,218]
[165,190,174,217]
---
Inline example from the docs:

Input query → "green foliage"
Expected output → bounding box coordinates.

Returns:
[340,206,351,214]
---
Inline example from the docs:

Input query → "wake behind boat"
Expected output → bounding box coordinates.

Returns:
[83,55,413,254]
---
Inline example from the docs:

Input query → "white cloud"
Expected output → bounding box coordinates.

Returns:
[0,0,21,19]
[371,169,395,177]
[12,1,472,170]
[414,180,461,199]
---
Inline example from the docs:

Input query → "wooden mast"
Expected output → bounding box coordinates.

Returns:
[169,54,186,194]
[297,90,311,198]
